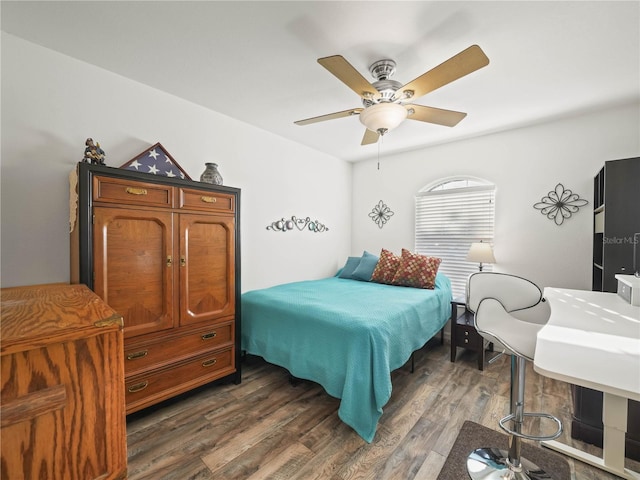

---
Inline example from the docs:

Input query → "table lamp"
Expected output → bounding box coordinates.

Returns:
[466,241,496,271]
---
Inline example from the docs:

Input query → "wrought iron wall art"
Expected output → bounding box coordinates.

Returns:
[369,200,394,229]
[533,183,588,225]
[266,216,329,233]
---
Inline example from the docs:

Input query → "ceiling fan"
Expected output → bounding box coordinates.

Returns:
[294,45,489,145]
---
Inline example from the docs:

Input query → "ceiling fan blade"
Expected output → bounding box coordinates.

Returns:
[361,129,380,145]
[406,104,467,127]
[294,108,363,126]
[393,45,489,101]
[318,55,381,101]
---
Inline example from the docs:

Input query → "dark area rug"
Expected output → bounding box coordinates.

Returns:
[437,420,570,480]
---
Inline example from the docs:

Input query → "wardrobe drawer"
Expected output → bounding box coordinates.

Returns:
[93,176,174,208]
[123,322,233,376]
[178,188,235,213]
[125,347,234,412]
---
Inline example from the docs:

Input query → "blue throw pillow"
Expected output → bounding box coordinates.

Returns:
[338,256,362,279]
[352,251,379,281]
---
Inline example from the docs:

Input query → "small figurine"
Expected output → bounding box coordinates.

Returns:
[94,142,106,165]
[82,138,106,165]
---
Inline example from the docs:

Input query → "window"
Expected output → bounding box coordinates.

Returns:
[415,177,495,298]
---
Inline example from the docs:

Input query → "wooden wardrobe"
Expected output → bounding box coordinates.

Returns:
[71,161,241,414]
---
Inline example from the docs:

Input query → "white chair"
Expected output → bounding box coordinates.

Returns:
[465,272,562,480]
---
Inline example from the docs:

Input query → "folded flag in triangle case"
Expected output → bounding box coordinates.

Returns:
[120,142,191,180]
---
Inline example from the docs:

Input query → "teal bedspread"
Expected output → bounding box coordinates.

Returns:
[241,273,452,442]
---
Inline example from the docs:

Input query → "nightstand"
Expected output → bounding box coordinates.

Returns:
[450,296,491,370]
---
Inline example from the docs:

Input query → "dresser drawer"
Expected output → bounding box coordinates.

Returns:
[125,347,234,413]
[93,176,174,208]
[123,322,233,376]
[178,188,235,213]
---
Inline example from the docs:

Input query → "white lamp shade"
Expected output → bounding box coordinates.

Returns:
[466,242,496,264]
[359,103,408,133]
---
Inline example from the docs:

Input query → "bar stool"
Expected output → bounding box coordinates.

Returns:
[465,272,563,480]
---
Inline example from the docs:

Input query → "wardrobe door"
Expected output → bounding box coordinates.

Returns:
[179,213,235,327]
[93,207,176,338]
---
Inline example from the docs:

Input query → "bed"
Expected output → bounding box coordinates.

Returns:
[240,271,452,442]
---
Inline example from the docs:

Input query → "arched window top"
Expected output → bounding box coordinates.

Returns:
[419,176,493,194]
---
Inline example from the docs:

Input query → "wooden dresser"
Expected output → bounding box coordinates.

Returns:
[71,162,241,414]
[0,283,127,480]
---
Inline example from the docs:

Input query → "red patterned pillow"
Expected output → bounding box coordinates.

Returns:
[370,248,401,284]
[391,248,441,289]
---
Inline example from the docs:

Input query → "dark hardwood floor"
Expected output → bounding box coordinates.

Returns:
[126,341,639,479]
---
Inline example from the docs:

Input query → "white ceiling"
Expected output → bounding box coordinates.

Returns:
[2,1,639,162]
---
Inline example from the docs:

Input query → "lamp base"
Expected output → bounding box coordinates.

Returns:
[467,448,552,480]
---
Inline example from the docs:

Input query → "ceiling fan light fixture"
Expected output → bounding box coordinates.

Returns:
[359,103,408,133]
[296,46,489,144]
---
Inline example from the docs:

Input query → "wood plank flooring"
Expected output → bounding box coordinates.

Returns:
[126,341,639,479]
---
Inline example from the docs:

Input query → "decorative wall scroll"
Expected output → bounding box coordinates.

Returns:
[369,200,394,229]
[533,183,588,225]
[267,216,329,233]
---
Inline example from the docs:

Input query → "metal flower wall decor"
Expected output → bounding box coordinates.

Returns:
[369,200,394,229]
[533,183,588,225]
[266,216,329,233]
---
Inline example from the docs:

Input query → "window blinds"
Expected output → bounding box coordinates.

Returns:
[415,185,495,298]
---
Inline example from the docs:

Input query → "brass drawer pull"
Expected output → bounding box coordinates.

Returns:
[126,350,148,360]
[127,381,148,393]
[125,187,148,195]
[201,331,217,340]
[202,358,217,367]
[167,255,173,267]
[200,196,217,203]
[180,256,186,267]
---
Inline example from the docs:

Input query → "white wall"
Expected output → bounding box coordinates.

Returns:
[3,33,638,294]
[0,33,352,291]
[351,102,640,291]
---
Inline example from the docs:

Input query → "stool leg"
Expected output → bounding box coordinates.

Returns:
[507,355,526,470]
[467,355,552,480]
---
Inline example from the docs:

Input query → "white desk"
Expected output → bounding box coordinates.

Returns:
[534,287,640,479]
